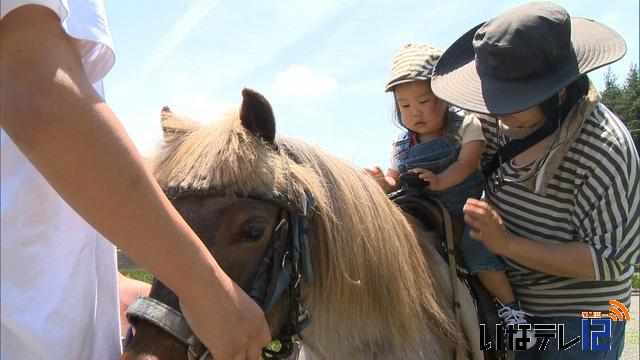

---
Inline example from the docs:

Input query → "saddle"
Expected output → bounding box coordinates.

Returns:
[390,173,506,360]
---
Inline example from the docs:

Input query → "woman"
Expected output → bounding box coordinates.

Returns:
[431,2,639,359]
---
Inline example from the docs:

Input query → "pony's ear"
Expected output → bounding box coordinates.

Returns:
[160,106,199,142]
[239,88,276,145]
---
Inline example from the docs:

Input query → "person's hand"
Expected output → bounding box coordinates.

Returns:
[179,273,271,360]
[411,168,442,191]
[363,166,384,179]
[463,198,513,256]
[118,273,151,336]
[363,166,389,188]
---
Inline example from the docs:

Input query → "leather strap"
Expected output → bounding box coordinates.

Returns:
[126,297,211,360]
[126,297,196,347]
[435,201,465,360]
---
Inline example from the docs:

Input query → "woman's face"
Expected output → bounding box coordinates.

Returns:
[497,105,546,139]
[395,80,448,140]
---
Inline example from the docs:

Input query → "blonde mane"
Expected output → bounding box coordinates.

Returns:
[152,110,459,358]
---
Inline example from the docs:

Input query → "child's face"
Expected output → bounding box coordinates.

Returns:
[395,80,448,139]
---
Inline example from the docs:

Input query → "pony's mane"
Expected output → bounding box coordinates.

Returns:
[152,111,457,357]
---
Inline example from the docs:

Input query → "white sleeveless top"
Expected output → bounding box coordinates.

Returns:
[1,1,120,358]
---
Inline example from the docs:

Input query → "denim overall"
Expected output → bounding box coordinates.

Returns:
[394,112,505,273]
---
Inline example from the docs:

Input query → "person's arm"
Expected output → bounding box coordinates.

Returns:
[464,116,640,281]
[363,166,399,193]
[463,199,596,278]
[413,139,483,191]
[0,6,270,359]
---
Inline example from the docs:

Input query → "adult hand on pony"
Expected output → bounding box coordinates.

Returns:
[178,267,272,360]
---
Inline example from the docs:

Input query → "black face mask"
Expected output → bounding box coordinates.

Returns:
[483,93,560,179]
[502,121,544,140]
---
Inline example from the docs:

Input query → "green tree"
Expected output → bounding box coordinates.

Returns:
[602,68,622,111]
[601,64,640,148]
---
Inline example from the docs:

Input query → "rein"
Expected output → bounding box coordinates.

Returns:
[125,188,315,359]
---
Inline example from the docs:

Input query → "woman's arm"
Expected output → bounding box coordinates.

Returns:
[1,7,270,359]
[463,199,596,278]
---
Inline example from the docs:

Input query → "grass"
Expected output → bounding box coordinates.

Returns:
[633,272,639,289]
[121,269,154,284]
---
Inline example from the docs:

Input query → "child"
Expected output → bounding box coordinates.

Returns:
[365,43,534,348]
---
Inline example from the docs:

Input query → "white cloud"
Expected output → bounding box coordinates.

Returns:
[272,65,338,100]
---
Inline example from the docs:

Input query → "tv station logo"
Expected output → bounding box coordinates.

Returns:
[479,300,630,352]
[581,300,630,351]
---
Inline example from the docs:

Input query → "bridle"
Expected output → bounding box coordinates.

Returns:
[125,188,315,359]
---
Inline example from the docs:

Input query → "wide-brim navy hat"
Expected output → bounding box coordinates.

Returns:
[432,1,626,115]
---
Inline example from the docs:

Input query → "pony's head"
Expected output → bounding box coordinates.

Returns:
[124,89,458,359]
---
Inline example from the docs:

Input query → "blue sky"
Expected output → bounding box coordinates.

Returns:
[103,0,639,169]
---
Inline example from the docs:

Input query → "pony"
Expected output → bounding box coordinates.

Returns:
[122,89,480,360]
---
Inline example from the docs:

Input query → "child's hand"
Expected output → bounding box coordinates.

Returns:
[363,166,385,180]
[363,166,390,191]
[411,168,442,191]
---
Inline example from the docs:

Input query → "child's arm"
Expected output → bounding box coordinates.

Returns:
[364,166,400,194]
[414,139,483,191]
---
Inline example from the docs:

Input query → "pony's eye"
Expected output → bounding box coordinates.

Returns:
[238,220,267,243]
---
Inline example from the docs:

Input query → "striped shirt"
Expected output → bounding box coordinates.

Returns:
[479,103,639,316]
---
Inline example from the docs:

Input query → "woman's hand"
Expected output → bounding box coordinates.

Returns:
[463,198,597,278]
[463,198,513,255]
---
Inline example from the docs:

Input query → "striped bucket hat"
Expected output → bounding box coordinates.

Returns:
[385,43,444,92]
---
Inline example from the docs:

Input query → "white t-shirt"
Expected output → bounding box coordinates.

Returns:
[1,1,119,359]
[389,113,485,171]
